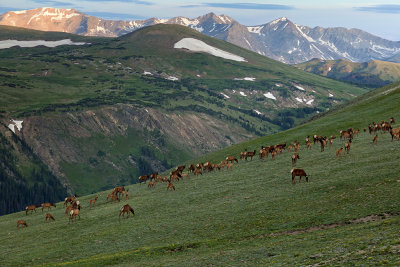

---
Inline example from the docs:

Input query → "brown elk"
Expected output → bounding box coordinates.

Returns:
[345,139,352,153]
[139,175,149,184]
[294,142,300,153]
[89,196,98,208]
[390,127,400,141]
[306,141,312,150]
[69,209,80,223]
[193,169,202,175]
[41,202,56,212]
[271,151,277,160]
[226,163,234,171]
[17,220,28,229]
[64,195,76,207]
[340,130,352,140]
[124,189,129,200]
[244,150,256,161]
[390,117,395,124]
[119,204,135,221]
[226,156,238,163]
[166,181,175,192]
[336,147,343,157]
[148,181,157,188]
[320,139,327,152]
[188,164,196,173]
[291,168,309,184]
[45,213,55,221]
[291,154,300,166]
[112,186,125,198]
[65,206,73,216]
[259,147,269,160]
[26,204,40,215]
[372,134,378,144]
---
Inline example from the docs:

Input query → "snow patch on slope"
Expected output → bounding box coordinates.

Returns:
[264,92,276,100]
[174,38,247,62]
[0,39,87,49]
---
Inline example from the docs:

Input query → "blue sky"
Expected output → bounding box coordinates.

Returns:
[1,1,400,40]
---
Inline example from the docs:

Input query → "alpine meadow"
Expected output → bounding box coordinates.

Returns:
[0,6,399,266]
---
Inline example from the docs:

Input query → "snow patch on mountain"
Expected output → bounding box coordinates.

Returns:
[220,93,230,99]
[174,38,247,62]
[264,92,276,100]
[8,119,23,133]
[234,77,256,81]
[0,39,87,49]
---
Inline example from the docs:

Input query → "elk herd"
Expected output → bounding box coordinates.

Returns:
[16,117,398,229]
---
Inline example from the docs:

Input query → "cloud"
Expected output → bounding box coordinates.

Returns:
[85,11,147,20]
[80,0,153,5]
[355,4,400,13]
[32,0,74,6]
[181,3,294,10]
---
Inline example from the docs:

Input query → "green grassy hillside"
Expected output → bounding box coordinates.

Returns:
[0,82,398,266]
[0,24,368,201]
[296,58,400,87]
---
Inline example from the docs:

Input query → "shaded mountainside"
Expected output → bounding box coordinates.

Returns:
[0,121,66,215]
[296,58,400,87]
[0,24,367,211]
[2,8,400,64]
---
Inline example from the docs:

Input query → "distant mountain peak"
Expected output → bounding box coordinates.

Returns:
[1,7,400,64]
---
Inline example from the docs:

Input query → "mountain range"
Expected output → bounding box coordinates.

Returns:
[1,7,400,64]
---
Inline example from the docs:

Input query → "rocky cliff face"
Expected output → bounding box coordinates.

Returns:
[2,8,400,64]
[18,104,254,194]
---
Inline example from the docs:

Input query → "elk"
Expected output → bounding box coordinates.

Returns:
[41,202,56,212]
[345,139,352,153]
[226,156,238,163]
[271,151,277,160]
[139,175,149,184]
[69,209,80,223]
[390,117,395,124]
[65,206,73,216]
[17,220,28,229]
[390,127,400,141]
[25,204,40,215]
[244,150,256,161]
[259,147,269,160]
[148,181,157,188]
[45,213,55,221]
[226,163,234,171]
[336,147,343,157]
[320,139,327,152]
[64,195,76,207]
[306,141,312,150]
[291,154,300,166]
[89,196,98,208]
[372,134,378,144]
[119,204,135,221]
[193,169,202,175]
[291,169,309,184]
[166,181,175,192]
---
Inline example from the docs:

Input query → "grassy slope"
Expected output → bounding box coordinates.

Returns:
[0,83,399,266]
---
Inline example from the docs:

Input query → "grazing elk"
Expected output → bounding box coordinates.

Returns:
[320,139,327,152]
[69,209,80,223]
[345,139,352,153]
[139,175,149,184]
[336,147,343,157]
[17,220,28,229]
[64,195,77,207]
[65,206,73,216]
[244,150,256,161]
[226,163,234,171]
[226,156,238,163]
[148,181,157,188]
[291,169,309,184]
[390,127,400,141]
[291,154,300,166]
[194,169,202,175]
[271,151,277,160]
[119,204,135,221]
[45,213,55,222]
[89,196,98,208]
[41,202,56,212]
[26,204,40,215]
[166,181,175,192]
[259,147,269,160]
[372,134,378,144]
